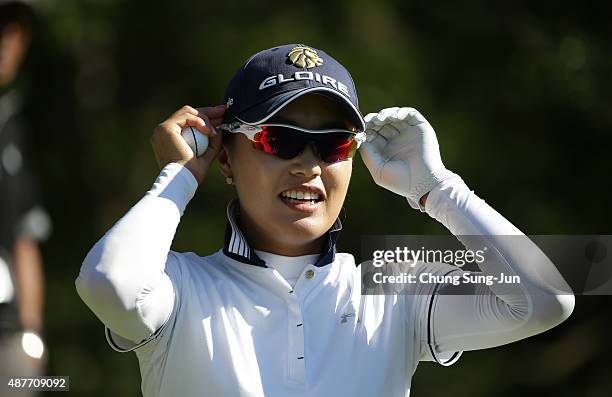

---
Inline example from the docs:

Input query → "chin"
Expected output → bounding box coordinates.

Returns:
[273,217,329,247]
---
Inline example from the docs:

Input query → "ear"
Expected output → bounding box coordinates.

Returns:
[217,143,233,179]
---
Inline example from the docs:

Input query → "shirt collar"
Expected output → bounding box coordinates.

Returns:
[222,199,344,268]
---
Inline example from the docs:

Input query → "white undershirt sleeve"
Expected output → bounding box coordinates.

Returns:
[75,163,198,344]
[421,174,575,360]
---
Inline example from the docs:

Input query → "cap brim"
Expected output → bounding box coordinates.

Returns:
[236,87,365,131]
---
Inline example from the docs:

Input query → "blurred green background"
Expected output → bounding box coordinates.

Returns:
[12,0,612,395]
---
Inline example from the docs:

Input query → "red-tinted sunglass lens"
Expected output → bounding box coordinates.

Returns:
[315,132,358,163]
[252,127,357,163]
[253,126,307,159]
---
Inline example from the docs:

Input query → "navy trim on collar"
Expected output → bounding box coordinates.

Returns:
[222,199,344,268]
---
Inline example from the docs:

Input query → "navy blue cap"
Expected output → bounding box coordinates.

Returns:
[222,44,365,131]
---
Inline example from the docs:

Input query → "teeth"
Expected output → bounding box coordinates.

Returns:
[281,190,320,201]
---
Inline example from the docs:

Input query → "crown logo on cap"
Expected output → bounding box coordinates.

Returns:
[287,46,324,68]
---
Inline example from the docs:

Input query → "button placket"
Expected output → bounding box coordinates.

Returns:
[286,287,306,383]
[286,266,322,384]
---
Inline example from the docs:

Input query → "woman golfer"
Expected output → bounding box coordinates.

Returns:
[76,44,574,397]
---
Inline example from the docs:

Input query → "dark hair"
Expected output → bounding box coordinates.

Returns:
[0,2,34,29]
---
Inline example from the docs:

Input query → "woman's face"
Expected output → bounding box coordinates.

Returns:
[219,94,354,256]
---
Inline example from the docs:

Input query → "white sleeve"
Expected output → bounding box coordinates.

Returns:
[75,163,198,345]
[421,175,575,362]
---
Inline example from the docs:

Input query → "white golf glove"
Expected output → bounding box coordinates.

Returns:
[359,107,458,212]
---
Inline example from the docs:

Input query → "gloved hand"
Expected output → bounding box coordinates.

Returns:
[359,107,458,212]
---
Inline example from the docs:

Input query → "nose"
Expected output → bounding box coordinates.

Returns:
[288,142,322,178]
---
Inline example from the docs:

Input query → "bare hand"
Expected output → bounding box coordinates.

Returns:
[150,105,226,184]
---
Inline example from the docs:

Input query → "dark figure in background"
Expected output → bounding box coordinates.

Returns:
[0,0,51,381]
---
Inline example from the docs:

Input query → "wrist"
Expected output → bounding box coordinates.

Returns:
[147,163,199,216]
[405,169,459,212]
[422,173,467,218]
[419,193,429,207]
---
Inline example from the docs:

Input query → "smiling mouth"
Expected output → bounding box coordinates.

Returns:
[279,190,324,205]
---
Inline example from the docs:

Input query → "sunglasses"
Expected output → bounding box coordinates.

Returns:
[218,122,367,164]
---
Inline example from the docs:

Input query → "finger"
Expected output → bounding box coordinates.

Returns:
[365,126,383,143]
[199,126,224,164]
[208,117,224,127]
[364,112,378,124]
[181,114,217,137]
[395,107,428,126]
[363,129,389,150]
[196,105,226,118]
[359,141,386,172]
[167,111,203,129]
[377,123,401,141]
[371,107,400,125]
[171,105,199,118]
[199,114,220,136]
[364,113,382,135]
[371,107,427,129]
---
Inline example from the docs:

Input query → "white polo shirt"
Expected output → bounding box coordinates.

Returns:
[107,249,461,397]
[99,167,461,397]
[77,163,573,397]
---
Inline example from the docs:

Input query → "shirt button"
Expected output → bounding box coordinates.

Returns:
[305,269,315,279]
